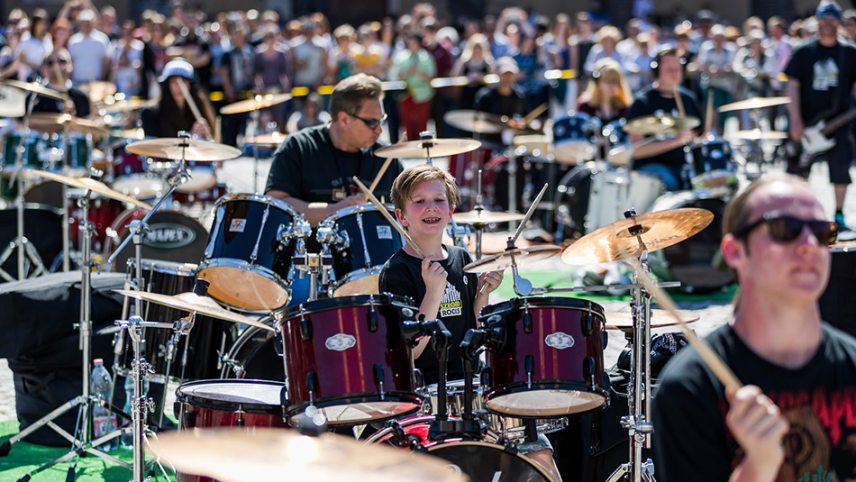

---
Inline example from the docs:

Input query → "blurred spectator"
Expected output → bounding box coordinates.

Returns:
[290,19,328,91]
[111,20,144,97]
[584,25,624,76]
[286,92,331,133]
[68,8,112,85]
[253,25,291,128]
[390,32,435,141]
[451,33,494,110]
[219,24,254,146]
[16,8,51,81]
[695,24,737,130]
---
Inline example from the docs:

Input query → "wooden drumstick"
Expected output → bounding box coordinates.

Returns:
[175,77,206,127]
[367,156,394,195]
[674,87,686,119]
[622,254,742,394]
[522,102,548,125]
[353,176,426,259]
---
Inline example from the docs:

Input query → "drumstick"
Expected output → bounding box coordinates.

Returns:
[367,156,394,195]
[622,254,742,394]
[673,87,686,119]
[353,176,426,259]
[175,78,205,125]
[522,102,548,125]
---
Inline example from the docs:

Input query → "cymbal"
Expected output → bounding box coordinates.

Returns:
[220,94,293,115]
[243,132,288,147]
[604,308,700,330]
[126,138,241,161]
[730,129,788,141]
[718,96,790,113]
[464,244,563,273]
[116,290,274,332]
[148,428,466,482]
[79,81,117,103]
[0,84,26,117]
[374,138,482,159]
[444,110,505,134]
[4,79,69,101]
[22,169,152,209]
[101,98,158,113]
[513,134,551,155]
[453,209,525,225]
[28,113,110,136]
[113,127,146,140]
[561,208,714,265]
[623,115,700,136]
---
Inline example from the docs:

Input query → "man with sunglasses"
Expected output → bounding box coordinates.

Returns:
[265,73,402,226]
[32,49,91,118]
[652,173,856,482]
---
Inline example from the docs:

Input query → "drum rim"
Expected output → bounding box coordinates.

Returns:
[285,391,423,426]
[6,202,65,216]
[483,381,610,417]
[319,202,396,223]
[281,292,417,319]
[480,296,606,318]
[196,258,292,312]
[126,257,198,277]
[214,192,303,218]
[176,378,286,413]
[331,266,383,293]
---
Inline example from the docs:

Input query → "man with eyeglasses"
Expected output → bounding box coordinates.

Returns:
[652,173,856,482]
[32,49,91,118]
[265,73,402,226]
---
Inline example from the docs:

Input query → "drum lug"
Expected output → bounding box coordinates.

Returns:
[522,305,532,334]
[373,364,385,400]
[367,297,378,333]
[480,367,491,388]
[277,222,294,244]
[307,371,318,404]
[235,406,245,427]
[525,355,534,389]
[299,308,312,340]
[582,307,594,337]
[583,356,596,389]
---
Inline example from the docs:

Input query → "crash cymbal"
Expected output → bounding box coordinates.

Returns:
[464,244,563,273]
[116,290,274,332]
[22,169,151,209]
[4,79,69,101]
[243,132,288,147]
[604,308,700,330]
[27,113,110,136]
[561,208,714,265]
[718,96,790,113]
[453,209,525,225]
[79,81,117,103]
[0,84,26,117]
[149,428,466,482]
[101,98,158,113]
[220,93,293,115]
[623,115,700,136]
[374,138,482,159]
[126,138,241,161]
[113,127,146,140]
[729,129,788,141]
[444,110,505,134]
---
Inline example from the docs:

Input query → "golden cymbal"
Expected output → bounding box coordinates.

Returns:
[220,93,293,115]
[126,138,241,161]
[453,209,525,225]
[718,96,790,113]
[116,290,274,331]
[513,134,551,155]
[444,109,505,134]
[4,79,69,101]
[464,244,563,273]
[79,81,117,103]
[148,427,467,482]
[28,113,110,136]
[623,115,701,136]
[0,84,26,117]
[374,138,482,159]
[561,208,714,265]
[22,169,151,209]
[101,98,158,113]
[730,129,788,141]
[604,308,700,330]
[113,127,146,140]
[242,132,288,147]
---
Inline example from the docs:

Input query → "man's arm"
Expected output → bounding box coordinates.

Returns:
[266,189,362,226]
[786,79,803,141]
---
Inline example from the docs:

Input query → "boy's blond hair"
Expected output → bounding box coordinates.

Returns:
[390,164,460,212]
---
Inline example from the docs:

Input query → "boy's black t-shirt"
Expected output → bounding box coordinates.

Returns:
[652,323,856,482]
[379,245,478,385]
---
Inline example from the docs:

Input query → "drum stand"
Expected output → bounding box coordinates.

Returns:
[293,251,333,301]
[0,185,131,482]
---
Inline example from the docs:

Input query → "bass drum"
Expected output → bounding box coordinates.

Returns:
[219,325,284,381]
[102,209,208,271]
[649,191,734,293]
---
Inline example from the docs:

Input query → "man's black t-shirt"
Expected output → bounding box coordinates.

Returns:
[379,246,478,385]
[784,39,856,125]
[264,124,403,204]
[31,88,90,118]
[625,85,702,171]
[652,323,856,482]
[473,86,527,145]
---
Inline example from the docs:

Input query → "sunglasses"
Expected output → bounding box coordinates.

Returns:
[45,58,69,66]
[348,112,387,129]
[734,214,838,245]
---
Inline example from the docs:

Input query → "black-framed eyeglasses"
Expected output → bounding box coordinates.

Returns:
[734,214,838,246]
[348,112,387,129]
[45,58,69,66]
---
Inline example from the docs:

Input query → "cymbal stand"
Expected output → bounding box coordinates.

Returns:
[418,131,436,165]
[503,182,549,297]
[472,169,486,259]
[249,107,261,193]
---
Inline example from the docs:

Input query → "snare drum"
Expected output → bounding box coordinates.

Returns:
[367,415,552,481]
[480,296,608,417]
[552,113,599,164]
[103,209,209,271]
[197,194,308,312]
[280,294,421,426]
[317,204,405,297]
[691,135,737,190]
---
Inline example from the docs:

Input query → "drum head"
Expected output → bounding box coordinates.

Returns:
[486,390,606,417]
[177,379,285,413]
[428,441,551,482]
[105,209,208,271]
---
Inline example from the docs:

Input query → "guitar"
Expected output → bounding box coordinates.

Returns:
[801,107,856,155]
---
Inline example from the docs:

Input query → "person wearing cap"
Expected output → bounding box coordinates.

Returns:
[474,56,526,119]
[140,58,216,139]
[784,0,856,233]
[67,8,111,85]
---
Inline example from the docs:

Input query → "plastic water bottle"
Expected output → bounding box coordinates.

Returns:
[90,359,117,450]
[121,373,149,447]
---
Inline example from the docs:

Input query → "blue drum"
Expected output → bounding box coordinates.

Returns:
[603,119,632,167]
[552,113,600,164]
[691,136,737,190]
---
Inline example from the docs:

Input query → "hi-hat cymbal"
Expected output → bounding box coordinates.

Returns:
[729,129,788,141]
[374,138,482,159]
[561,208,714,265]
[28,113,110,136]
[623,115,700,136]
[79,81,117,103]
[220,94,293,115]
[453,209,525,225]
[22,169,152,209]
[464,244,563,273]
[101,98,158,113]
[4,79,69,101]
[126,138,241,161]
[444,110,505,134]
[116,290,274,332]
[718,96,790,113]
[604,308,700,330]
[149,428,466,482]
[243,132,288,147]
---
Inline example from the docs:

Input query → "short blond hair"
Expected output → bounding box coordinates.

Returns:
[391,164,460,212]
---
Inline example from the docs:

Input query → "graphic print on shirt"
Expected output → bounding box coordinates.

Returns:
[439,282,462,318]
[812,59,839,91]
